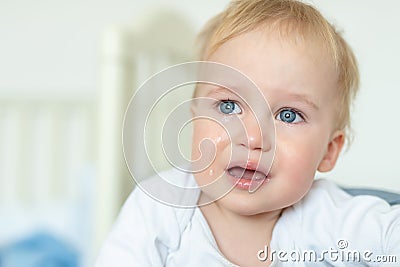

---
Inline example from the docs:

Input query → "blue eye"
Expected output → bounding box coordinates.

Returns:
[219,101,242,114]
[278,109,304,123]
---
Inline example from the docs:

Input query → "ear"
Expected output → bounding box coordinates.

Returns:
[317,130,345,172]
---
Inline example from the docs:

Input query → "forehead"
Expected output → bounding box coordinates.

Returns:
[203,28,339,104]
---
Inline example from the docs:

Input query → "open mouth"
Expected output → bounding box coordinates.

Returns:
[228,166,267,181]
[226,166,270,191]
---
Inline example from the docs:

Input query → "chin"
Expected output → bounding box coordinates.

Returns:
[219,192,280,216]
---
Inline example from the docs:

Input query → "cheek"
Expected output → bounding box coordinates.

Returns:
[281,147,317,184]
[191,120,230,160]
[191,120,231,188]
[278,125,330,166]
[277,132,326,182]
[294,143,323,171]
[273,142,317,205]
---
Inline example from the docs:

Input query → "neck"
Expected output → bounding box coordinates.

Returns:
[199,193,282,266]
[201,199,281,235]
[199,191,282,226]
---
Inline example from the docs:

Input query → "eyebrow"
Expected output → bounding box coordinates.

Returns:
[205,86,236,97]
[284,92,319,111]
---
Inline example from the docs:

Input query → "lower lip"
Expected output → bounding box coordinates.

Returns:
[226,172,269,190]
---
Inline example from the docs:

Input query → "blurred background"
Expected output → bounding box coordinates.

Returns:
[0,0,399,266]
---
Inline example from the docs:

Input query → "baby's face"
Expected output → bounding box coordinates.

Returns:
[191,28,344,215]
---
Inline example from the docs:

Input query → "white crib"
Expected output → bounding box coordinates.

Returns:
[0,93,97,266]
[0,9,195,266]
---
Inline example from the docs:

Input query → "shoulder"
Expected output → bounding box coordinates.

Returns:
[119,167,200,240]
[277,179,400,254]
[138,167,200,208]
[96,168,200,266]
[129,168,200,234]
[298,179,398,216]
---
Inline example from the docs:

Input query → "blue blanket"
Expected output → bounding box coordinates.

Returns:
[0,232,79,267]
[343,187,400,205]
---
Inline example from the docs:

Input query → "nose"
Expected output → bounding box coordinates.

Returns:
[238,112,274,152]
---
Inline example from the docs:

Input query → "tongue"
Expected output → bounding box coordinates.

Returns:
[228,167,266,180]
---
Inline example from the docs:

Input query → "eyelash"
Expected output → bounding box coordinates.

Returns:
[216,99,242,114]
[275,108,306,124]
[213,99,306,124]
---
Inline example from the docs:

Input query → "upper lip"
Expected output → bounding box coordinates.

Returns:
[226,159,271,178]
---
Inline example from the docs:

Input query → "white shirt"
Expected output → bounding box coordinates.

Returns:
[95,169,400,266]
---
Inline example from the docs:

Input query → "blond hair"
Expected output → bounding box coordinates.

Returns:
[196,0,359,145]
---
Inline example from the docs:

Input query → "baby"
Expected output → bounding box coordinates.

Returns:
[96,0,400,266]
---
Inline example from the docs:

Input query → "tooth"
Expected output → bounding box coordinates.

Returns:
[228,167,245,178]
[253,171,266,180]
[248,174,268,193]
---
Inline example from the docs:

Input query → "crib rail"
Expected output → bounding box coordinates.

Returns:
[0,95,96,206]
